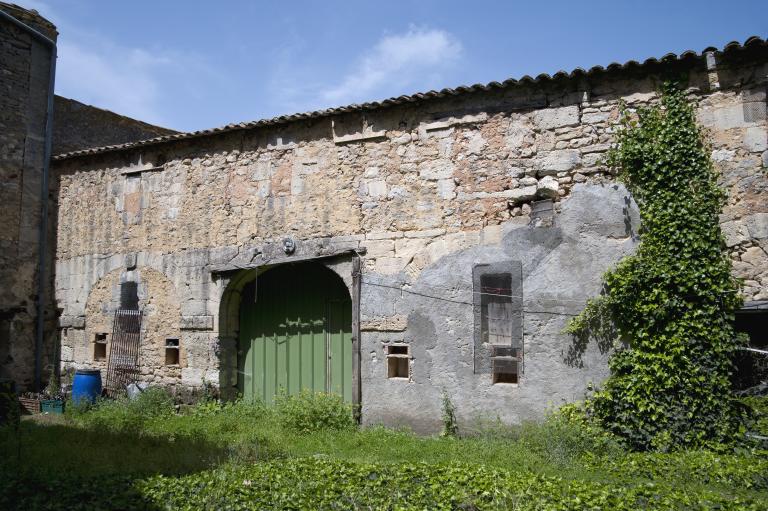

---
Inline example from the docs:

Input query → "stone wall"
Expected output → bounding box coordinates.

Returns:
[53,96,178,155]
[52,43,768,430]
[0,2,57,388]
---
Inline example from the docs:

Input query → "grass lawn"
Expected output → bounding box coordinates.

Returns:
[1,391,766,510]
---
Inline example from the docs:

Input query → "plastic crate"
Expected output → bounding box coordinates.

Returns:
[40,399,64,414]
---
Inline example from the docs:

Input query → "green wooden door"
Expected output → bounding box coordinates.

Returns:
[238,263,352,404]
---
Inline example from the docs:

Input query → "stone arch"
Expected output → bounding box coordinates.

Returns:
[217,267,259,399]
[217,258,355,401]
[80,266,183,386]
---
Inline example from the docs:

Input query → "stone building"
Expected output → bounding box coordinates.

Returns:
[2,2,766,431]
[49,36,767,431]
[1,3,58,392]
[0,2,176,390]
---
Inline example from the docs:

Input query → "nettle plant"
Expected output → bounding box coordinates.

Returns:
[567,83,746,450]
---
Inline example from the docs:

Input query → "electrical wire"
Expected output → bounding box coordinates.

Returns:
[360,279,582,317]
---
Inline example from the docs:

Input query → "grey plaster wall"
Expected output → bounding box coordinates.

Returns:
[359,183,639,432]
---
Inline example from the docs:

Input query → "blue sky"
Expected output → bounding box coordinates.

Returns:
[19,0,767,132]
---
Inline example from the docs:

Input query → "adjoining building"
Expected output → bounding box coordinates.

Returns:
[2,3,766,432]
[0,2,176,391]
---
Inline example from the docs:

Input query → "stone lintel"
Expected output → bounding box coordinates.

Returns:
[59,316,85,329]
[180,315,214,330]
[361,315,408,332]
[333,131,388,145]
[209,245,363,274]
[120,166,164,175]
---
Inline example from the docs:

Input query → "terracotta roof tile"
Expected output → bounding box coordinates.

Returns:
[53,36,767,161]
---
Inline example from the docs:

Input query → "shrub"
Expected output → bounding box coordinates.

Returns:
[467,405,622,467]
[567,84,746,450]
[185,397,270,422]
[274,390,355,433]
[130,387,175,418]
[743,395,768,438]
[531,404,622,463]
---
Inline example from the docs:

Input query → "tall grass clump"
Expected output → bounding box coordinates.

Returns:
[471,404,622,467]
[274,390,356,433]
[68,387,174,434]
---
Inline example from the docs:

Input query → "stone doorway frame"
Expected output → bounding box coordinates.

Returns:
[214,251,362,414]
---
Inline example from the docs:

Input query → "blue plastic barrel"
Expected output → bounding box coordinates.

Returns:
[72,369,102,404]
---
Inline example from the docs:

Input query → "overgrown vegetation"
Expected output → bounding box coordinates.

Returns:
[1,391,766,510]
[274,389,356,433]
[566,83,749,450]
[440,390,458,437]
[67,386,175,434]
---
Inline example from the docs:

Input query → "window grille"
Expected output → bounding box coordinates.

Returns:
[105,309,142,394]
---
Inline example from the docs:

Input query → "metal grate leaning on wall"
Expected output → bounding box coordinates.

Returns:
[472,261,523,375]
[105,309,142,394]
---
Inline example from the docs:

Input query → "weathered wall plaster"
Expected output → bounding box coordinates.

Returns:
[51,43,768,430]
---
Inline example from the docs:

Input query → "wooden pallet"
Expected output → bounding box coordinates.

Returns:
[18,396,40,414]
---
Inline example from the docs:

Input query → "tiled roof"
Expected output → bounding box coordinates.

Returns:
[53,36,767,161]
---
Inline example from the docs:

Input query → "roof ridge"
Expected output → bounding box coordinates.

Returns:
[53,35,767,161]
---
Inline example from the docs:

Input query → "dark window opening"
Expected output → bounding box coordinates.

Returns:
[386,344,409,379]
[165,338,180,366]
[120,281,139,310]
[732,304,768,393]
[491,345,519,384]
[94,333,108,361]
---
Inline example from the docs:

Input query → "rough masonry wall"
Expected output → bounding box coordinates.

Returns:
[52,50,767,429]
[53,96,179,155]
[61,267,185,386]
[0,3,57,388]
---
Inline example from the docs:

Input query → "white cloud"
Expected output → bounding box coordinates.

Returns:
[12,1,218,130]
[13,0,173,126]
[320,26,463,106]
[55,40,169,125]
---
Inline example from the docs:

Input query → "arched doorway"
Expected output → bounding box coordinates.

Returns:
[237,262,352,403]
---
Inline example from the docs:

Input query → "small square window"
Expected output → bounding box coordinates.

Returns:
[165,338,180,366]
[386,344,409,379]
[491,345,519,385]
[94,333,108,361]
